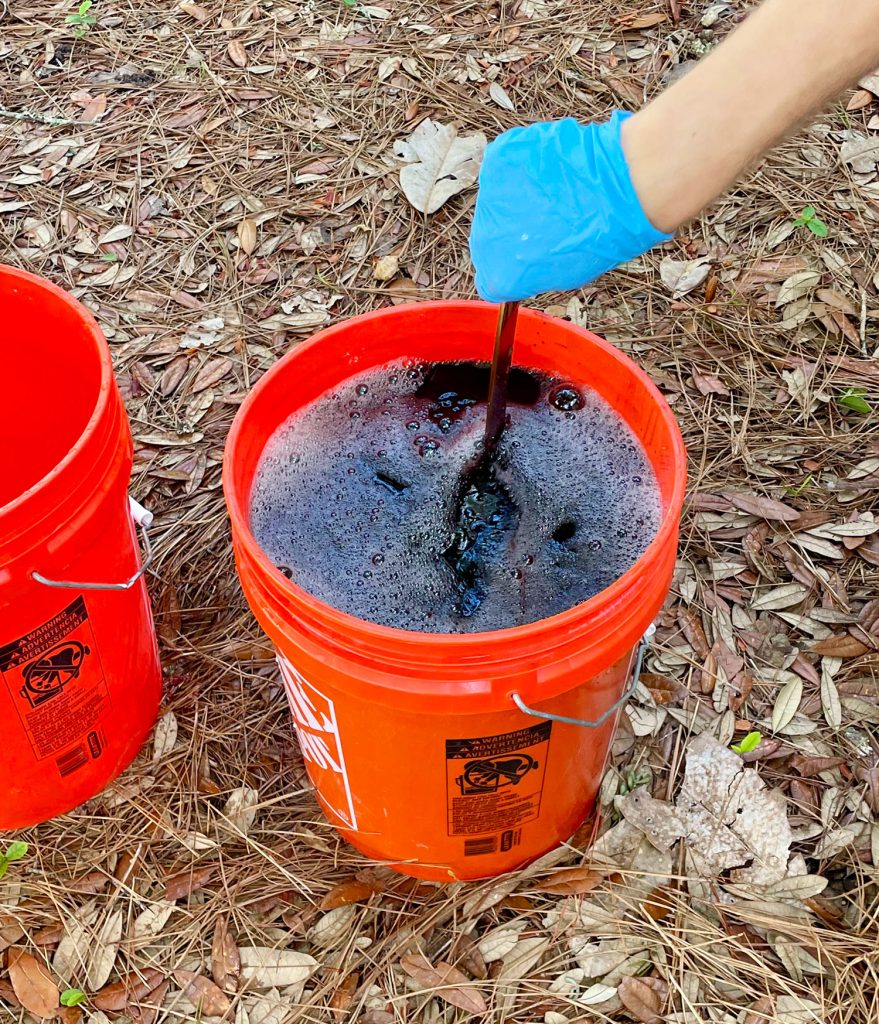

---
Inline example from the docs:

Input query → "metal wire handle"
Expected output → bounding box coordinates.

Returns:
[32,498,154,592]
[511,624,655,729]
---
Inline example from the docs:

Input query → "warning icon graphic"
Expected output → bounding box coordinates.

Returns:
[456,753,537,795]
[20,640,90,708]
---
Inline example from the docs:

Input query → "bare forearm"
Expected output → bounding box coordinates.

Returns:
[623,0,879,233]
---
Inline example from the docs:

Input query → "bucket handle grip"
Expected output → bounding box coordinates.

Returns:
[32,498,154,592]
[511,624,655,729]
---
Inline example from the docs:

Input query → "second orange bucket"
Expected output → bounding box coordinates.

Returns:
[223,302,686,880]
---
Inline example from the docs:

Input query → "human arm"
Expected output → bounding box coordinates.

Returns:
[625,0,879,233]
[470,0,879,303]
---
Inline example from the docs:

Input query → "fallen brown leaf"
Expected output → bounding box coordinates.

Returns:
[723,491,800,522]
[533,866,604,896]
[435,961,487,1014]
[7,949,59,1018]
[693,372,729,396]
[227,41,247,67]
[399,954,486,1014]
[174,970,232,1017]
[163,865,214,900]
[622,12,667,28]
[179,1,209,21]
[847,89,874,111]
[211,915,240,991]
[192,357,233,394]
[319,879,382,910]
[92,969,165,1012]
[677,607,710,658]
[640,673,686,705]
[811,635,871,659]
[237,218,257,256]
[129,978,169,1024]
[68,871,110,894]
[329,970,360,1019]
[618,975,667,1024]
[791,754,847,777]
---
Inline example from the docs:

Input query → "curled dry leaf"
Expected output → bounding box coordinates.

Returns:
[174,970,232,1017]
[775,270,821,307]
[91,968,164,1012]
[489,81,515,112]
[8,949,59,1018]
[179,1,209,20]
[308,905,356,949]
[533,866,604,896]
[329,970,359,1018]
[237,219,258,256]
[476,926,522,964]
[227,41,247,67]
[132,901,175,943]
[399,954,486,1014]
[87,909,124,990]
[723,491,800,522]
[238,947,318,990]
[211,915,240,991]
[319,878,381,910]
[659,256,711,298]
[692,372,730,397]
[618,975,667,1024]
[393,120,486,214]
[163,864,214,901]
[152,711,178,761]
[373,255,399,282]
[223,786,259,835]
[771,677,803,732]
[811,634,870,659]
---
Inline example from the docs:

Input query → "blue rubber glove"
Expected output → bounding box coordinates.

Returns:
[469,112,673,303]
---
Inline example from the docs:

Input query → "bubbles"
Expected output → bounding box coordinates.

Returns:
[549,385,583,412]
[249,358,661,634]
[414,435,440,456]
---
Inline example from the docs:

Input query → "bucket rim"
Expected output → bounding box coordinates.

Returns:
[223,300,687,649]
[0,264,115,524]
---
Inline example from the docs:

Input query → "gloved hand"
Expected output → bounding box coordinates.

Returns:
[469,112,673,303]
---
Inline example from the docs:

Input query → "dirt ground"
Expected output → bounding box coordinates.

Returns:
[3,0,879,1021]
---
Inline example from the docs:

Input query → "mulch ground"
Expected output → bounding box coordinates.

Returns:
[2,0,879,1022]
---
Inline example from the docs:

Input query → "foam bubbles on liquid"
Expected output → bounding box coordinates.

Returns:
[249,360,662,633]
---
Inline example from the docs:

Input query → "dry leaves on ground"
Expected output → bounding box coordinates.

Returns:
[394,120,486,214]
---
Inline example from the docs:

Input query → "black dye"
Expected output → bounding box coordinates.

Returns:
[251,360,662,633]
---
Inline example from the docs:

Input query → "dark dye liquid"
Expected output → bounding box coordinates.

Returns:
[249,360,662,633]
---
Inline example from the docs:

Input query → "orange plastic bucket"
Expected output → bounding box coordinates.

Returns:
[0,265,162,829]
[224,302,686,880]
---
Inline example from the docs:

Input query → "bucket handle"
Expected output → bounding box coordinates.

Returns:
[31,498,154,592]
[511,624,655,729]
